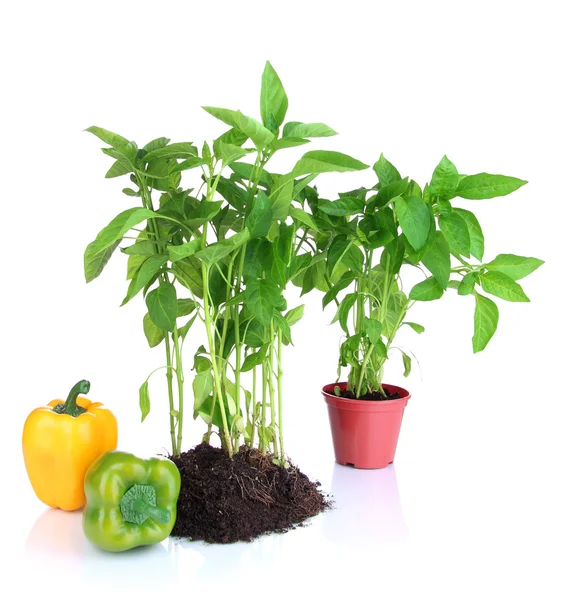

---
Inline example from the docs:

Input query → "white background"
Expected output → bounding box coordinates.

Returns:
[1,1,560,598]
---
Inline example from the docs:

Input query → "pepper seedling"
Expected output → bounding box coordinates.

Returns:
[296,154,543,398]
[84,62,367,459]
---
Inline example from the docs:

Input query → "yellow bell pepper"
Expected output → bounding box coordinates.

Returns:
[22,380,118,511]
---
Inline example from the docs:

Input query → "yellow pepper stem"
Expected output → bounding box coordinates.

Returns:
[52,380,90,418]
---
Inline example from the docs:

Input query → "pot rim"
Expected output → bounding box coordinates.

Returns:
[322,381,410,407]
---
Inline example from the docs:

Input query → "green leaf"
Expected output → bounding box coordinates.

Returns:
[322,271,355,308]
[84,240,120,283]
[247,191,273,238]
[146,282,177,332]
[364,318,382,345]
[285,304,305,326]
[293,174,317,197]
[381,237,405,276]
[178,314,197,340]
[193,369,213,410]
[374,339,388,359]
[246,279,284,326]
[173,257,203,299]
[269,137,310,151]
[122,240,156,256]
[143,137,170,153]
[438,213,471,257]
[101,142,137,166]
[274,310,293,345]
[139,380,150,422]
[185,201,223,229]
[230,162,274,189]
[202,106,274,148]
[168,239,201,262]
[410,277,444,301]
[84,208,158,282]
[456,173,527,199]
[429,155,459,200]
[143,313,165,348]
[480,271,530,302]
[292,151,369,178]
[318,196,365,216]
[407,180,423,198]
[421,232,451,290]
[473,293,499,352]
[126,254,146,281]
[327,236,363,277]
[403,322,425,334]
[241,345,268,372]
[289,206,319,231]
[282,122,337,138]
[122,255,168,305]
[458,272,478,296]
[86,126,129,148]
[373,154,401,187]
[105,159,133,179]
[401,351,412,377]
[177,298,196,317]
[485,254,544,280]
[337,293,358,335]
[270,224,293,286]
[170,156,206,173]
[395,196,431,251]
[216,141,253,165]
[269,174,294,221]
[196,229,250,266]
[454,208,485,261]
[142,142,197,162]
[371,177,410,208]
[260,61,288,132]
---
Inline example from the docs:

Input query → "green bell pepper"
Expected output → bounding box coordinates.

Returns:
[83,450,181,552]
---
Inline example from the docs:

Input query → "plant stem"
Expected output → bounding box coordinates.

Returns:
[200,165,233,457]
[250,367,257,448]
[137,174,179,454]
[164,334,178,456]
[268,324,279,457]
[277,332,285,461]
[260,362,267,453]
[172,326,184,454]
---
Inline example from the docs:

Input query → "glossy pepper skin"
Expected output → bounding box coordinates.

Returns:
[83,450,181,552]
[22,380,118,511]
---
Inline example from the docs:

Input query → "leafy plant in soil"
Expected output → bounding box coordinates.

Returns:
[293,154,543,399]
[83,62,365,541]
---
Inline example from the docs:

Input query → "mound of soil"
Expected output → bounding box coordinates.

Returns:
[170,443,329,543]
[340,387,402,401]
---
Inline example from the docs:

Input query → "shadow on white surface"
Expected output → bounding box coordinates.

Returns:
[23,508,177,591]
[19,464,408,593]
[324,462,409,547]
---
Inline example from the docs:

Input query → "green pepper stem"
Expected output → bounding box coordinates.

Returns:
[53,380,90,417]
[133,499,171,525]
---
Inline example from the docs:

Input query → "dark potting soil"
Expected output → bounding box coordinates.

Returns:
[170,443,330,544]
[340,387,401,401]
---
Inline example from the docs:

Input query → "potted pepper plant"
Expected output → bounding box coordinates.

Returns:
[84,62,368,541]
[298,154,543,468]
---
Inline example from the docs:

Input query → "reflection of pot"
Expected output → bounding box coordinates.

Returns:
[324,462,409,546]
[322,382,410,469]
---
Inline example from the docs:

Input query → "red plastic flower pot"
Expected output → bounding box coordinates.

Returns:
[322,382,410,469]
